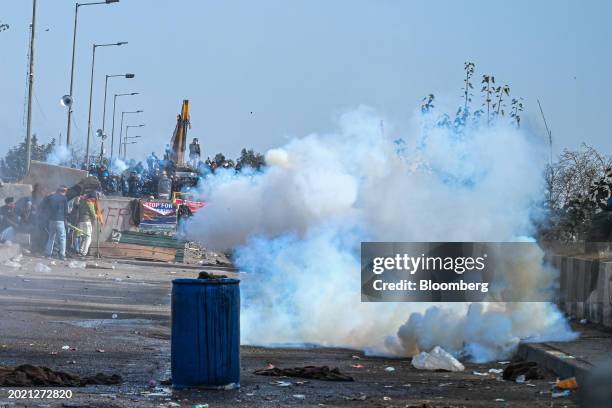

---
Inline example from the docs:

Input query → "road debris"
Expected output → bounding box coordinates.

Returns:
[502,361,543,381]
[384,366,395,372]
[552,389,571,398]
[3,260,21,268]
[292,394,306,400]
[0,365,121,387]
[254,365,354,381]
[68,260,86,269]
[34,263,51,273]
[556,376,578,390]
[351,364,364,369]
[198,271,228,279]
[411,346,465,372]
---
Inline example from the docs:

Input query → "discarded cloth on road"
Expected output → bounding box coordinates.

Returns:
[502,361,543,381]
[254,365,354,381]
[198,271,228,280]
[0,364,122,387]
[411,346,465,372]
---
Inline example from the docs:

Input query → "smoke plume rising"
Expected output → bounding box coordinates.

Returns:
[187,105,576,361]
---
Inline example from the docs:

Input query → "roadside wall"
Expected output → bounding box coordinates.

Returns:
[22,161,87,189]
[550,254,612,328]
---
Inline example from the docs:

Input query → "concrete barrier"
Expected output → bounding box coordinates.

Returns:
[92,197,138,244]
[22,161,87,189]
[554,253,612,329]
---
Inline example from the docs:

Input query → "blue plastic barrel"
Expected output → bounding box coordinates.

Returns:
[171,278,240,388]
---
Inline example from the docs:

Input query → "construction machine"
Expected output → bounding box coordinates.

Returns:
[167,99,199,193]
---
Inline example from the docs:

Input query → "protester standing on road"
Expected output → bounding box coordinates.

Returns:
[77,192,97,257]
[44,186,68,260]
[189,138,201,167]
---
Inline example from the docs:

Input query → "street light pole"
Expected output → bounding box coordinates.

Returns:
[110,94,139,162]
[85,41,127,164]
[65,0,120,147]
[123,136,141,158]
[118,111,143,159]
[124,124,144,159]
[102,73,134,134]
[25,0,37,175]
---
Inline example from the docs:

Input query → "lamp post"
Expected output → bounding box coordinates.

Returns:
[65,0,119,147]
[119,112,143,159]
[110,95,139,162]
[85,41,127,164]
[123,124,144,159]
[102,73,134,133]
[123,135,141,158]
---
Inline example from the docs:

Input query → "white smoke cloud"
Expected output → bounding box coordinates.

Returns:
[46,145,72,166]
[187,105,576,361]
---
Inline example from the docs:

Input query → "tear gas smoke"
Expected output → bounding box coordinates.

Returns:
[187,105,576,362]
[46,145,71,166]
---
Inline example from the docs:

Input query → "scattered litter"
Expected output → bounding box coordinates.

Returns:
[254,365,354,382]
[552,390,571,398]
[193,405,208,408]
[502,361,543,381]
[351,355,361,360]
[383,396,392,401]
[579,318,587,324]
[114,278,123,282]
[272,380,292,387]
[111,313,118,319]
[411,346,465,372]
[12,254,22,262]
[556,377,578,390]
[148,379,157,388]
[68,261,86,269]
[86,263,115,270]
[61,345,70,350]
[265,363,275,369]
[497,361,510,365]
[223,382,238,390]
[50,260,56,266]
[384,366,395,372]
[96,349,105,353]
[3,260,21,268]
[473,371,489,376]
[438,382,453,387]
[34,263,51,273]
[495,398,505,402]
[515,374,526,384]
[488,368,503,374]
[292,394,305,400]
[0,365,122,386]
[343,393,367,401]
[351,364,365,369]
[526,383,536,387]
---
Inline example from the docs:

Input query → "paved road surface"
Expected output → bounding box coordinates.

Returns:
[0,255,577,407]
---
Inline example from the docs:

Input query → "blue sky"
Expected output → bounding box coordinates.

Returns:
[1,0,610,161]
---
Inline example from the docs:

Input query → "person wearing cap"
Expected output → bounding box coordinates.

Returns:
[189,138,201,167]
[43,186,69,260]
[0,197,18,242]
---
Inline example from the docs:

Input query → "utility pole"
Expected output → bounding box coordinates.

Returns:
[537,99,553,166]
[25,0,37,175]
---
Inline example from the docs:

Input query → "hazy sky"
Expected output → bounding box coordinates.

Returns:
[1,0,610,161]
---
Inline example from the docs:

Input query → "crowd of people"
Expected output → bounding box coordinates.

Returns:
[0,184,102,260]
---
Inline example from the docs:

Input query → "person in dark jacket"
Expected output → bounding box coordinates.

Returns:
[43,186,69,260]
[0,197,18,242]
